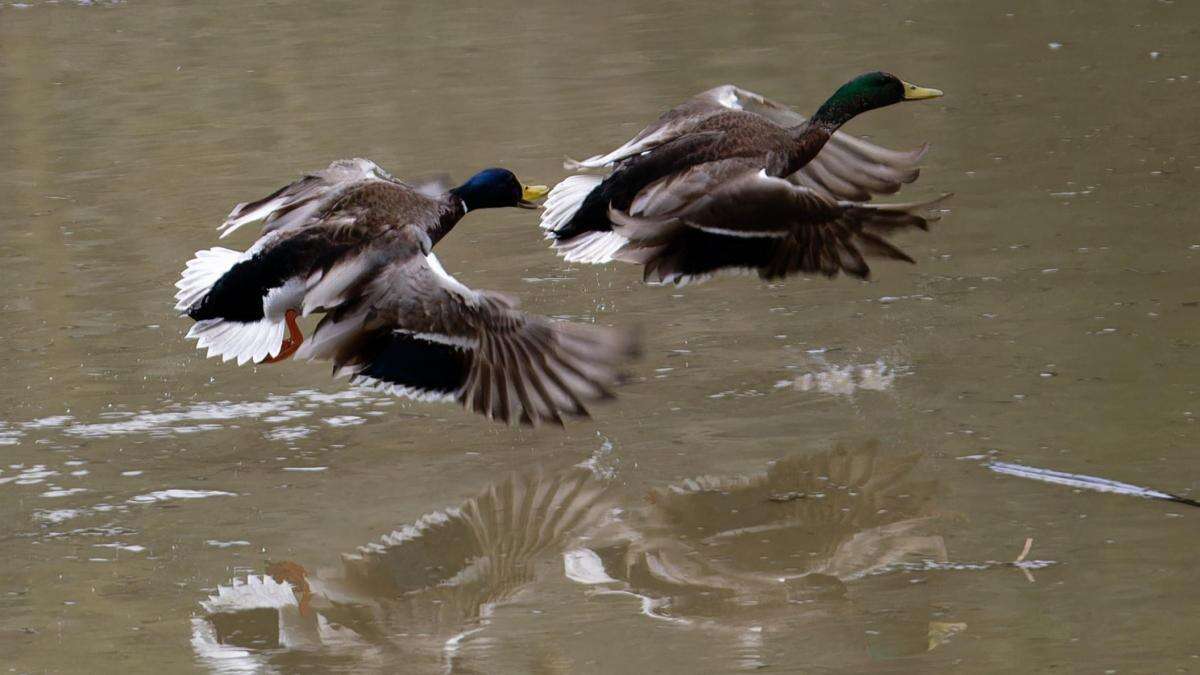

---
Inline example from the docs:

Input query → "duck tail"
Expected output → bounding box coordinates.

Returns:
[540,174,634,264]
[174,247,245,314]
[185,317,288,367]
[174,247,289,366]
[539,174,604,234]
[551,230,632,264]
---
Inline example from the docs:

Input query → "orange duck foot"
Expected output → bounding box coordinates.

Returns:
[262,309,303,364]
[266,560,314,616]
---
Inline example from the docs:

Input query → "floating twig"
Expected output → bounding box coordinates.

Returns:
[1013,538,1036,582]
[857,538,1056,582]
[1014,537,1032,564]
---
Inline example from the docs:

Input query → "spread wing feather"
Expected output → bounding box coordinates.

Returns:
[608,166,949,284]
[296,253,636,427]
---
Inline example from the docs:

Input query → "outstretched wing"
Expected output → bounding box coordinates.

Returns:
[218,158,411,240]
[644,445,944,581]
[609,165,948,284]
[567,84,927,201]
[192,469,615,664]
[565,87,745,170]
[624,159,839,230]
[296,253,637,426]
[337,469,613,605]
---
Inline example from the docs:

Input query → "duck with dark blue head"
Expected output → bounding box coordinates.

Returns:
[450,167,547,212]
[175,158,634,427]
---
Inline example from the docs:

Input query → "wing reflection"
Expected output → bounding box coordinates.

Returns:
[579,448,1063,668]
[568,444,952,667]
[192,446,963,672]
[192,469,616,673]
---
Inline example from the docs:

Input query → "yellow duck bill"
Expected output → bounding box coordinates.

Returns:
[519,184,550,208]
[901,81,943,100]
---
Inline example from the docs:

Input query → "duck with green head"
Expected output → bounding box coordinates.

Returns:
[175,159,637,427]
[540,72,950,284]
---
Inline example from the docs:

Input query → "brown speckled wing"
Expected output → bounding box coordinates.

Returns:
[217,157,420,240]
[610,168,948,284]
[567,84,927,202]
[302,253,637,426]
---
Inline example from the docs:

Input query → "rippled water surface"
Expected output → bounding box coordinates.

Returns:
[3,1,1200,672]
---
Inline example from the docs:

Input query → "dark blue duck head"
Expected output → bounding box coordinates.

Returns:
[450,168,549,211]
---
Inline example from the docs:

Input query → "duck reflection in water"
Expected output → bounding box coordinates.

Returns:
[571,445,961,669]
[193,469,615,672]
[193,444,970,672]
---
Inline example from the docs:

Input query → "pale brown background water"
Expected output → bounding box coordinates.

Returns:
[2,0,1199,672]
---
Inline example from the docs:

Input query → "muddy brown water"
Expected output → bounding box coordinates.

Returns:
[2,1,1199,672]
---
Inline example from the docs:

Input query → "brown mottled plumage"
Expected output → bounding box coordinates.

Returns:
[175,159,633,427]
[541,75,950,284]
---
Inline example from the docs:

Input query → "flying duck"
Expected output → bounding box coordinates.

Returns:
[175,159,636,426]
[540,72,950,284]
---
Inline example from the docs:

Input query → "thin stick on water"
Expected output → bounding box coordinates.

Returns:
[1013,538,1035,583]
[1014,537,1033,564]
[859,538,1055,581]
[985,461,1200,508]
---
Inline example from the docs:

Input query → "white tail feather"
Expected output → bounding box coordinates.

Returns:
[540,175,603,233]
[176,247,287,366]
[174,247,245,312]
[187,317,286,366]
[199,574,299,614]
[542,175,631,263]
[553,231,630,264]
